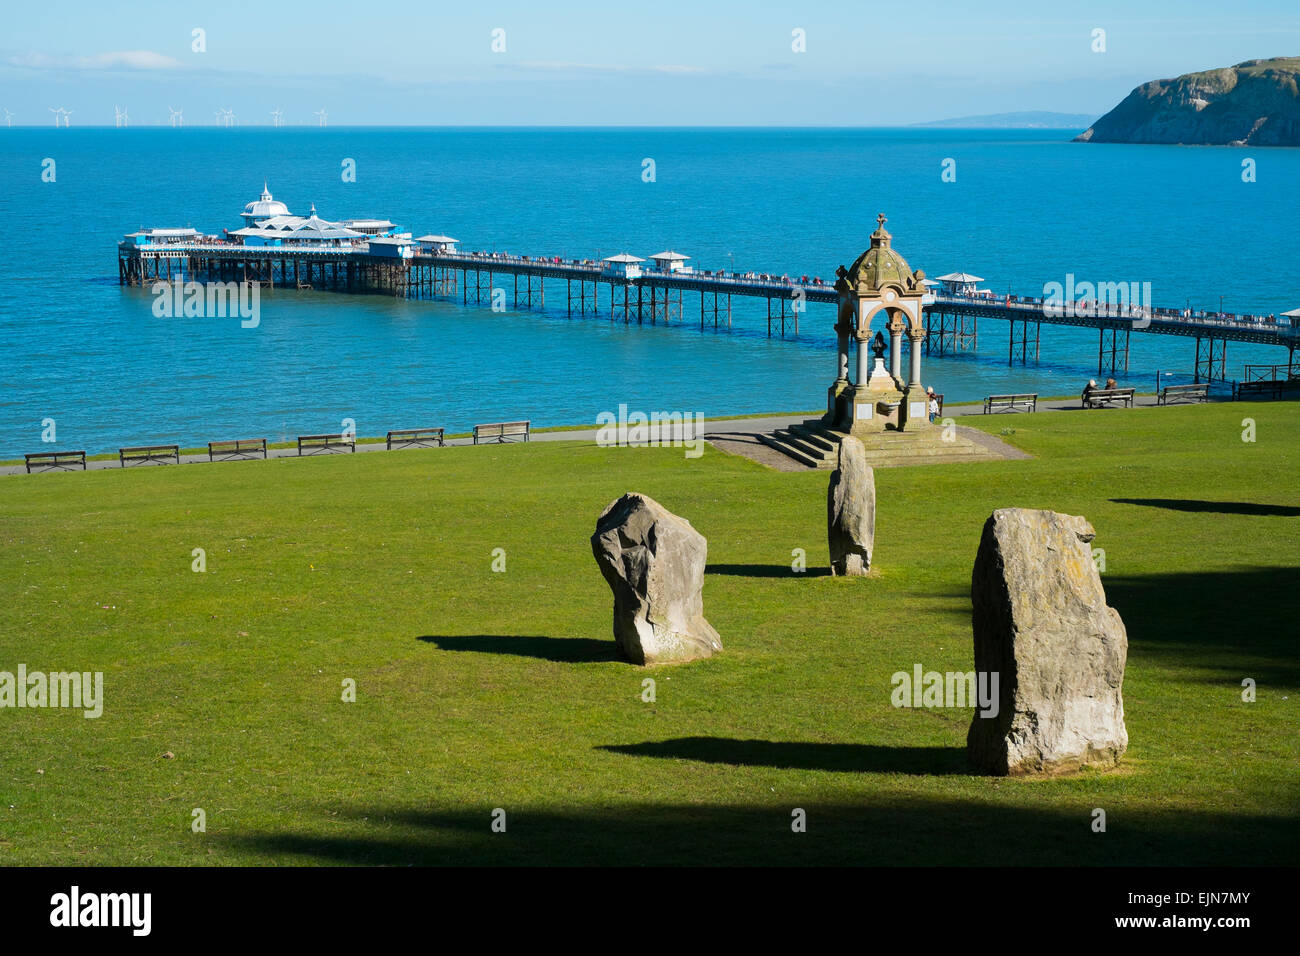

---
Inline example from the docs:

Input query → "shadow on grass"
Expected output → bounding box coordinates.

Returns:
[219,797,1300,866]
[1112,498,1300,517]
[597,737,969,776]
[419,634,619,663]
[707,564,832,578]
[1103,566,1300,684]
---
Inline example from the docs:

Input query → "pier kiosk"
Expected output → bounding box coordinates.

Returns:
[828,215,931,434]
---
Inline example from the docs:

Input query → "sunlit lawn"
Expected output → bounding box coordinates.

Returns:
[0,401,1296,865]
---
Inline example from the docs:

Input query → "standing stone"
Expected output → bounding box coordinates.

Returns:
[967,509,1129,776]
[827,435,876,576]
[590,493,722,665]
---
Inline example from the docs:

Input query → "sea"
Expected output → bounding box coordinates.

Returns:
[1,127,1297,459]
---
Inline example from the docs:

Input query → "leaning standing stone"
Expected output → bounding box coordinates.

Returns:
[827,435,876,576]
[590,493,722,665]
[967,508,1129,776]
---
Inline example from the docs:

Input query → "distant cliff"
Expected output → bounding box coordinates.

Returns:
[1075,57,1300,146]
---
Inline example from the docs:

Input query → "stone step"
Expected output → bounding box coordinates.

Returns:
[869,452,1001,468]
[772,429,836,461]
[755,432,824,469]
[787,423,839,453]
[799,420,850,444]
[864,438,987,458]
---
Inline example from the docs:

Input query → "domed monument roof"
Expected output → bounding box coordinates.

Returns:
[843,214,926,293]
[241,182,291,220]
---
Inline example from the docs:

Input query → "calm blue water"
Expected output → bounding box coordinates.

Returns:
[1,127,1297,458]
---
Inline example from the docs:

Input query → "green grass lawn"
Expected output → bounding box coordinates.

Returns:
[1,402,1296,866]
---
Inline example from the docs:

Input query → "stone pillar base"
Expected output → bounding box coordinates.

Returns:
[897,385,932,431]
[825,379,852,429]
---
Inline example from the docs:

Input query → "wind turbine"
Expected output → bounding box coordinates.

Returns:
[313,109,327,127]
[215,108,235,127]
[2,109,12,128]
[168,107,183,128]
[49,107,71,128]
[114,106,129,128]
[270,108,283,128]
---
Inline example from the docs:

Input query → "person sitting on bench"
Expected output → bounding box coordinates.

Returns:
[1082,379,1097,403]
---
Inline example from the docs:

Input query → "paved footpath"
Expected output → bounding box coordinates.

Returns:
[0,393,1192,477]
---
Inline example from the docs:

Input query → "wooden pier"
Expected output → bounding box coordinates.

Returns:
[118,240,1300,383]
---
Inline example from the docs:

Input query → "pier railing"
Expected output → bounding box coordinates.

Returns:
[118,238,1298,345]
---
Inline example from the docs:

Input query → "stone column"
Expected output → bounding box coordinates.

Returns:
[909,330,923,386]
[856,334,871,385]
[837,330,850,382]
[889,327,903,381]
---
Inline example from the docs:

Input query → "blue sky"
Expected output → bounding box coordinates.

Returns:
[2,0,1298,125]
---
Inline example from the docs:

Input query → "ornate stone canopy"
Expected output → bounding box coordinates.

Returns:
[845,215,927,295]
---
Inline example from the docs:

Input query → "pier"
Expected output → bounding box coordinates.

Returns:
[118,189,1300,383]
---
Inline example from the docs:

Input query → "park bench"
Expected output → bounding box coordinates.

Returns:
[1157,383,1209,405]
[473,421,530,444]
[24,450,87,473]
[208,437,268,462]
[1083,388,1136,409]
[297,433,356,455]
[983,393,1037,414]
[119,444,180,467]
[1233,380,1284,401]
[386,427,446,450]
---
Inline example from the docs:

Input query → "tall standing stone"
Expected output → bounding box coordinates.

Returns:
[590,493,722,665]
[967,509,1129,776]
[827,435,876,576]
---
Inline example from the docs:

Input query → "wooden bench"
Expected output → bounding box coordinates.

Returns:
[1083,387,1136,409]
[1157,383,1209,406]
[386,427,445,450]
[1233,380,1284,401]
[208,437,268,461]
[473,421,530,444]
[983,393,1037,414]
[297,433,356,456]
[119,444,180,467]
[25,450,87,473]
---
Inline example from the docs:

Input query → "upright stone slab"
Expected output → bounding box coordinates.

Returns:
[590,493,722,665]
[967,509,1129,775]
[827,435,876,576]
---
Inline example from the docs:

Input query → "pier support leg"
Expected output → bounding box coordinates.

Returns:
[1194,336,1227,383]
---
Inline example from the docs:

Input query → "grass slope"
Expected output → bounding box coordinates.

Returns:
[1,402,1297,865]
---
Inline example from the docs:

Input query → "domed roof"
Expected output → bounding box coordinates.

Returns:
[242,182,291,219]
[843,214,925,293]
